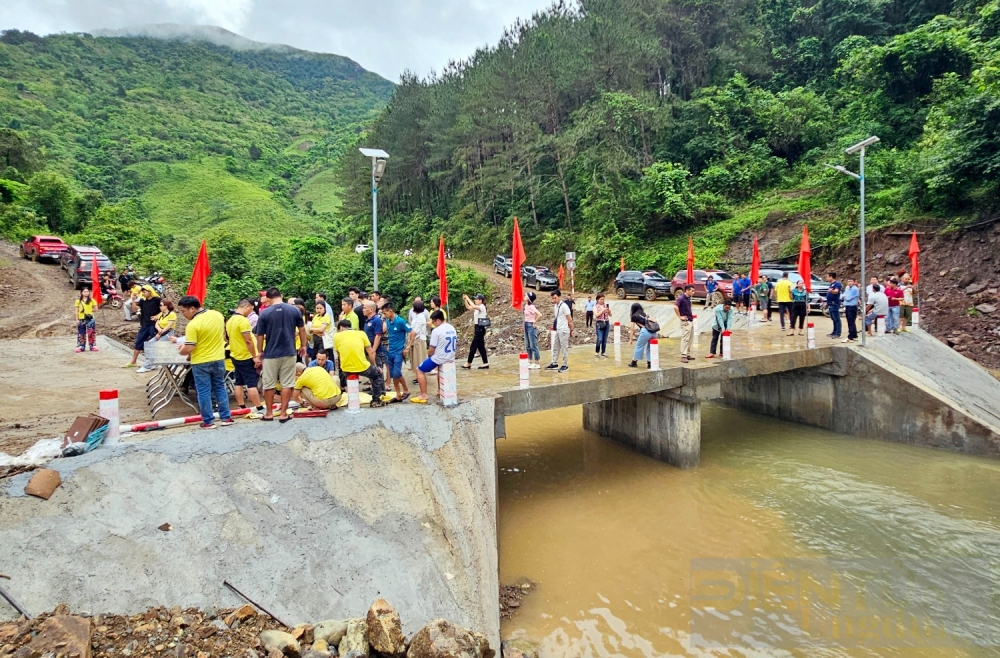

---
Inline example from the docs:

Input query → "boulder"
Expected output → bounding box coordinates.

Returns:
[338,619,369,658]
[313,619,354,646]
[966,282,988,295]
[225,604,257,627]
[27,615,92,658]
[500,639,538,658]
[366,599,407,657]
[976,303,997,314]
[260,630,302,658]
[406,619,494,658]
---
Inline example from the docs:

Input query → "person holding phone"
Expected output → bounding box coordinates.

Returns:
[462,293,489,370]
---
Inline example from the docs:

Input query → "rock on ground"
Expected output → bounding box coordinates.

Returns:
[500,639,538,658]
[26,616,92,658]
[338,618,369,658]
[406,619,494,658]
[366,599,407,657]
[313,619,353,646]
[259,629,301,658]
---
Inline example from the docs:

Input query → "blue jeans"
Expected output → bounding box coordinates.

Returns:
[887,306,900,333]
[523,323,540,361]
[191,360,231,424]
[595,321,609,355]
[633,327,654,362]
[829,305,842,337]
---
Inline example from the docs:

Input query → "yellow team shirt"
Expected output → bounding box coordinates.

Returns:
[775,278,794,303]
[156,311,177,331]
[185,309,226,364]
[75,299,97,320]
[226,313,254,361]
[334,329,371,373]
[340,311,360,330]
[311,314,332,335]
[294,366,341,400]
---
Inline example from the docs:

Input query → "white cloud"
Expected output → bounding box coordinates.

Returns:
[164,0,254,32]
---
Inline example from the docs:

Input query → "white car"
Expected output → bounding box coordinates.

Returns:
[355,244,370,254]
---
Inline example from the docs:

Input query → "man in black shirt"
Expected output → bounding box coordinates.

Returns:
[675,284,695,363]
[254,287,308,422]
[126,286,164,369]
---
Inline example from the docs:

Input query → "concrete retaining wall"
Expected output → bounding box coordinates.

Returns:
[722,342,1000,457]
[0,400,500,645]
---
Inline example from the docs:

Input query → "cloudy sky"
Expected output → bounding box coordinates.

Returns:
[0,0,557,80]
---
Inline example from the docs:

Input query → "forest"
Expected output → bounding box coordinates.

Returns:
[338,0,1000,284]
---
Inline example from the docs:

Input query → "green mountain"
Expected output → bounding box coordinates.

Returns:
[339,0,1000,282]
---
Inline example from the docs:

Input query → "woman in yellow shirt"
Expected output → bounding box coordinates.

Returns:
[154,300,177,340]
[310,302,334,360]
[74,288,98,353]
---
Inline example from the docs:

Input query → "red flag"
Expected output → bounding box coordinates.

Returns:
[620,256,625,272]
[558,264,565,289]
[750,236,761,283]
[186,239,211,304]
[511,217,526,310]
[91,256,103,307]
[908,231,921,284]
[686,236,695,285]
[798,226,812,293]
[436,235,448,306]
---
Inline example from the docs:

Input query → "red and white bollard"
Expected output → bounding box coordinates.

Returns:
[692,315,699,348]
[438,361,458,407]
[877,315,886,337]
[99,389,120,444]
[807,322,816,349]
[346,374,361,414]
[613,321,621,362]
[722,330,732,360]
[912,307,920,329]
[749,303,758,327]
[519,352,529,389]
[649,338,660,370]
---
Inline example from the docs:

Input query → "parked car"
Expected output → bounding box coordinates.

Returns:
[63,246,116,290]
[670,269,735,303]
[614,270,673,301]
[521,265,559,291]
[759,267,827,312]
[493,254,513,278]
[20,235,69,262]
[355,244,370,254]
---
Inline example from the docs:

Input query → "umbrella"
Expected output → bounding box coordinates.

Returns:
[750,236,761,283]
[90,256,103,307]
[511,217,526,310]
[908,231,921,284]
[798,226,812,293]
[686,236,695,285]
[186,240,211,304]
[436,235,448,306]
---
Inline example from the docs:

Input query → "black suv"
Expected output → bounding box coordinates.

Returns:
[521,265,559,291]
[614,270,672,301]
[493,254,513,278]
[63,246,116,289]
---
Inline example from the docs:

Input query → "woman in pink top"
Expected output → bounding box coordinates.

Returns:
[593,293,612,357]
[523,292,541,368]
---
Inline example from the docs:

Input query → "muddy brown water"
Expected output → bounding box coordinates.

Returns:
[499,404,1000,657]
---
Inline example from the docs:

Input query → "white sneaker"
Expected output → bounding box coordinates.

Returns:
[136,365,152,373]
[528,363,540,370]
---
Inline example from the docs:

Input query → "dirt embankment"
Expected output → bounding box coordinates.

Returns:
[725,218,1000,371]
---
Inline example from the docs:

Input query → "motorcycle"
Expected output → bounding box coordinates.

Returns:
[139,272,166,296]
[101,287,123,310]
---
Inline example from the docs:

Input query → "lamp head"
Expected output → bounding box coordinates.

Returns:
[845,136,880,155]
[373,158,388,184]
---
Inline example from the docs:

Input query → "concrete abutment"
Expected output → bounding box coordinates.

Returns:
[583,394,701,468]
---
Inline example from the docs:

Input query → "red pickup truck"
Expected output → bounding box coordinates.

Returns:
[20,235,70,262]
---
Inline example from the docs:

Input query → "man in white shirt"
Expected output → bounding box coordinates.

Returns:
[545,290,573,373]
[408,297,431,382]
[865,283,890,336]
[411,310,458,404]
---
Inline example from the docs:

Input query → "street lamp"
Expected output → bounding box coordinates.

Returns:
[359,147,389,290]
[826,135,879,347]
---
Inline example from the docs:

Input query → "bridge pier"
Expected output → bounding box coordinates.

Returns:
[582,393,703,469]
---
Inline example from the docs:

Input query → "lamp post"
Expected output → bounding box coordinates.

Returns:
[826,135,879,347]
[359,148,389,290]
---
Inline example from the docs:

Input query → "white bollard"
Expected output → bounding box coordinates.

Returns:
[346,375,361,414]
[613,321,621,362]
[912,307,920,329]
[439,361,458,407]
[807,322,816,349]
[877,315,886,337]
[692,315,700,348]
[519,352,529,389]
[99,389,120,445]
[649,338,660,370]
[722,330,732,361]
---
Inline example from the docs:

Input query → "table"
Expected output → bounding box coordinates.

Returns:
[145,362,197,417]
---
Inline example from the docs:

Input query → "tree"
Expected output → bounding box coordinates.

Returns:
[27,171,77,233]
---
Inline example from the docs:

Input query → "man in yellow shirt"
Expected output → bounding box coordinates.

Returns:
[774,272,794,331]
[333,318,386,408]
[292,362,342,409]
[226,299,264,418]
[177,295,233,429]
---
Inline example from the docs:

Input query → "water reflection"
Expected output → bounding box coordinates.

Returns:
[498,404,1000,657]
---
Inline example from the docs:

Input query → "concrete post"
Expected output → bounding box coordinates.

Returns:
[582,394,701,468]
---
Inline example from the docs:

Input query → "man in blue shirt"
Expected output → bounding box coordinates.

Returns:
[825,272,843,338]
[706,300,734,359]
[381,303,412,402]
[360,302,387,390]
[841,277,860,342]
[740,273,753,312]
[585,296,595,328]
[705,275,718,307]
[731,273,745,313]
[308,351,335,373]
